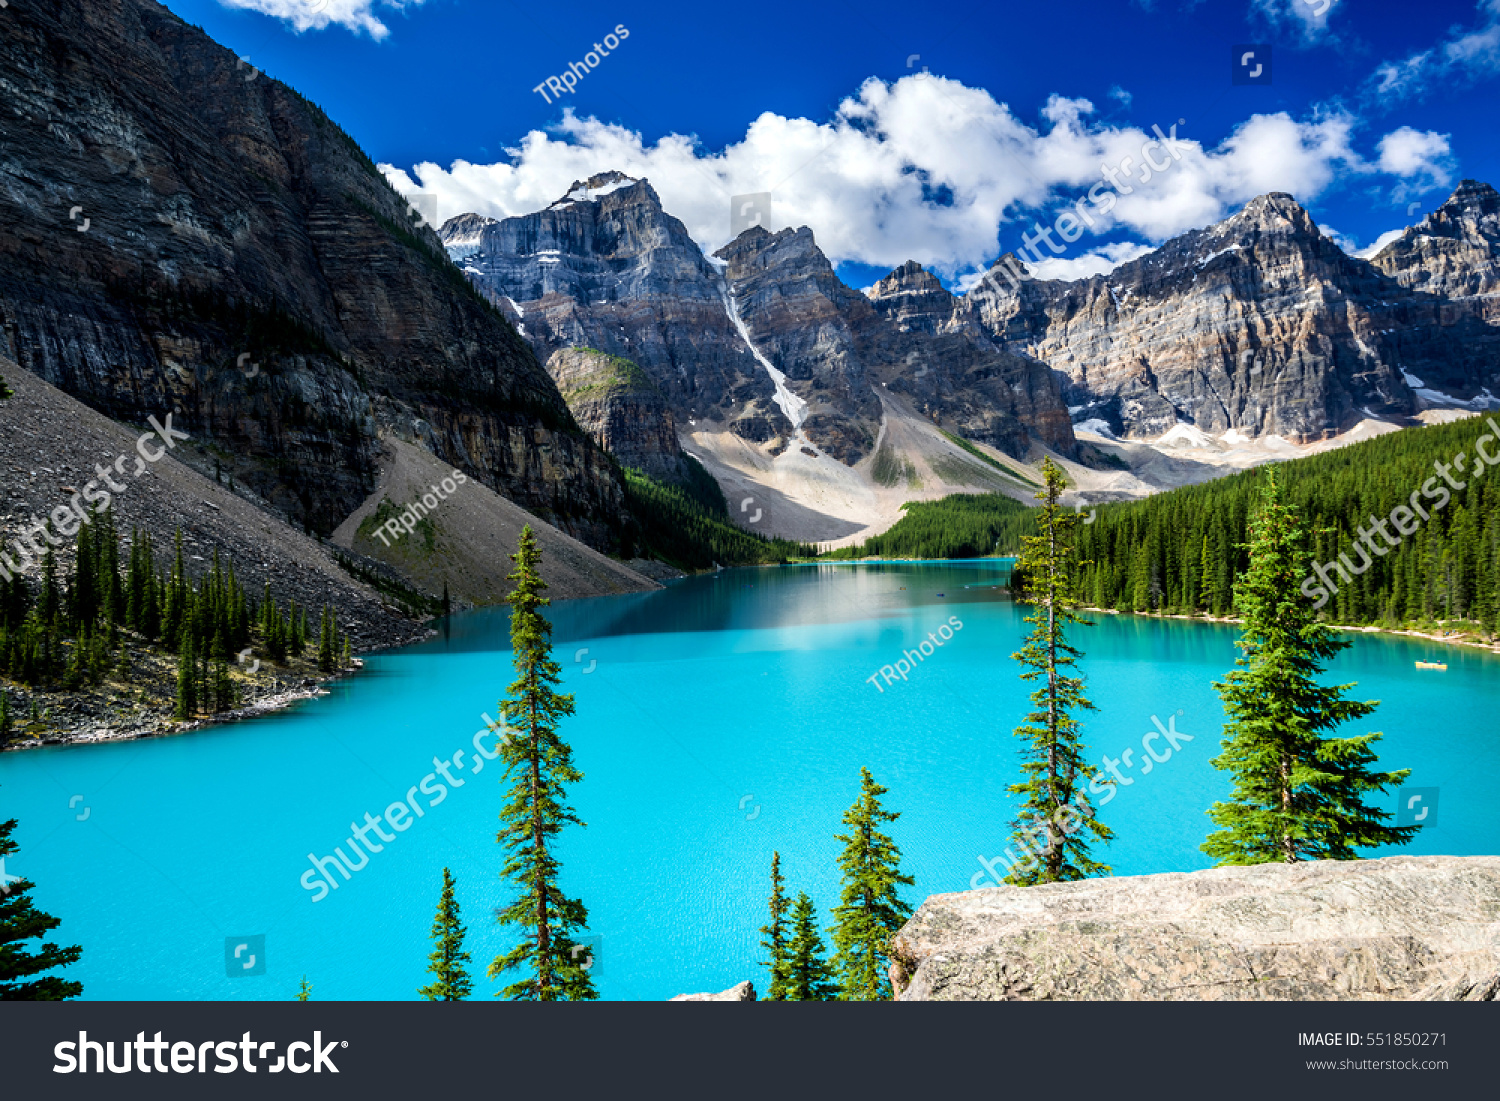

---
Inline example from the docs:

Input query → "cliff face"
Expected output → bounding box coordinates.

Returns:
[0,0,623,547]
[968,190,1500,440]
[444,175,1078,466]
[545,347,687,481]
[1369,179,1500,323]
[860,254,1078,458]
[442,172,780,449]
[891,856,1500,1001]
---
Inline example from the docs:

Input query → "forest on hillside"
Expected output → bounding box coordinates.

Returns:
[1001,417,1500,632]
[622,459,816,568]
[822,493,1032,560]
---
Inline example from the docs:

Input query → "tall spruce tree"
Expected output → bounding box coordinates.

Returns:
[829,768,913,1000]
[757,851,790,1001]
[1204,469,1419,863]
[296,976,312,1001]
[1006,456,1111,884]
[488,526,596,1001]
[0,813,83,999]
[419,867,473,1001]
[783,892,836,1001]
[174,633,197,720]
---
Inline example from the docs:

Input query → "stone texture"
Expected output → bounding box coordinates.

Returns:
[670,981,757,1002]
[860,253,1079,459]
[0,0,624,548]
[966,190,1500,440]
[1369,179,1500,324]
[545,347,688,481]
[330,436,660,606]
[890,856,1500,1001]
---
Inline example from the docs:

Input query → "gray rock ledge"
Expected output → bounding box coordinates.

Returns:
[890,856,1500,1001]
[670,981,757,1002]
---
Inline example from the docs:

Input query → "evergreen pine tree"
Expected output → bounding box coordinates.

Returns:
[296,976,312,1001]
[783,892,836,1001]
[0,812,83,999]
[488,526,596,1001]
[317,606,335,673]
[174,633,198,720]
[1006,456,1111,884]
[418,867,473,1001]
[756,851,790,1001]
[39,548,61,628]
[1204,469,1419,863]
[829,768,914,1000]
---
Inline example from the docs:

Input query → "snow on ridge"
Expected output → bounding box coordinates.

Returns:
[1195,244,1241,268]
[1156,422,1217,449]
[1074,418,1115,438]
[721,290,808,430]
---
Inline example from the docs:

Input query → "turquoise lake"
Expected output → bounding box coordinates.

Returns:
[1,560,1495,1001]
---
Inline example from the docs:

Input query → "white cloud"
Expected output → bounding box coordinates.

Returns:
[1375,127,1454,200]
[1107,85,1133,109]
[1252,0,1341,43]
[1364,0,1500,102]
[215,0,424,40]
[382,75,1447,282]
[1355,228,1407,259]
[1318,224,1359,253]
[1024,242,1155,281]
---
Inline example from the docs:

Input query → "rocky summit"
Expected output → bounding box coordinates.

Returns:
[964,187,1500,440]
[1369,179,1500,324]
[889,856,1500,1001]
[442,172,783,450]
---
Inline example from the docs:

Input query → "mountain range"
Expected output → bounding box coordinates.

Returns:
[441,170,1500,539]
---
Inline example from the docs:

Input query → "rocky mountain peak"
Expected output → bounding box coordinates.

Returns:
[548,171,654,210]
[870,260,948,298]
[1368,178,1500,316]
[1222,191,1318,237]
[438,212,498,259]
[1418,178,1500,243]
[868,261,960,336]
[715,224,819,268]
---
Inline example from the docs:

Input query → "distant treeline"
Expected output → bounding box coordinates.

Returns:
[823,493,1032,560]
[621,459,815,569]
[1006,417,1500,632]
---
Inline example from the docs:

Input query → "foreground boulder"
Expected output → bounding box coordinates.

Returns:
[890,856,1500,1001]
[670,981,757,1002]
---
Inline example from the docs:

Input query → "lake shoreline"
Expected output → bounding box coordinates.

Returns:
[1078,606,1500,655]
[0,625,440,754]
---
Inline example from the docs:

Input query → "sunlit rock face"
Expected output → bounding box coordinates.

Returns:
[966,187,1500,440]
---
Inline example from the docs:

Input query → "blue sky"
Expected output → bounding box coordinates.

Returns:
[166,0,1500,288]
